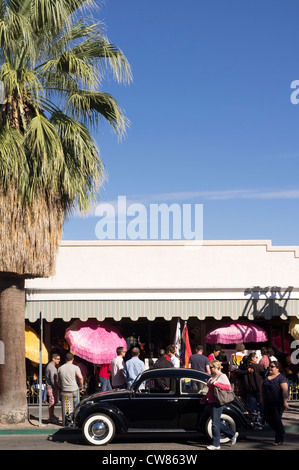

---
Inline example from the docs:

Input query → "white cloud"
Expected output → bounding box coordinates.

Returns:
[71,188,299,218]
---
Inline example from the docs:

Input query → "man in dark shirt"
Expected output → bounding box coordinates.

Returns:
[153,349,174,390]
[45,353,61,424]
[188,345,211,374]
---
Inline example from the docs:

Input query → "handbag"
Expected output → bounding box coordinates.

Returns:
[214,376,235,405]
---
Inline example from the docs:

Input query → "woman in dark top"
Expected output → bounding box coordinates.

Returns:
[261,360,289,445]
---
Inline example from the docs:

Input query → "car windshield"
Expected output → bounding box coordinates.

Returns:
[130,372,144,389]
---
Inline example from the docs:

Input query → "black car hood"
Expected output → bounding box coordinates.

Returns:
[79,388,131,405]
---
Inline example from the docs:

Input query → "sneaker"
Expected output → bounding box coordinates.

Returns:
[206,445,221,450]
[231,432,239,446]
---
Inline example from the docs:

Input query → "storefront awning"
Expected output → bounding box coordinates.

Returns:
[25,298,299,322]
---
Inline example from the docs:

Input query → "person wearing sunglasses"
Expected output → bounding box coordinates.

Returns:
[261,361,289,446]
[201,360,238,450]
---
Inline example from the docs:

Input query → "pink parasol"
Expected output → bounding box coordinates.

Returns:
[65,319,127,364]
[206,321,268,344]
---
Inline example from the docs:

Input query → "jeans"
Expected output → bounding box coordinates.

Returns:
[72,390,80,408]
[209,403,235,447]
[247,391,264,417]
[99,376,112,392]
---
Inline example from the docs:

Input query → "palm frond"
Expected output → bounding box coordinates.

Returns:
[66,89,129,137]
[0,0,131,276]
[0,125,28,191]
[39,51,99,88]
[25,113,64,173]
[50,110,105,212]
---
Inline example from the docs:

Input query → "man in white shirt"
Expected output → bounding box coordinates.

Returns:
[166,344,180,367]
[110,346,127,389]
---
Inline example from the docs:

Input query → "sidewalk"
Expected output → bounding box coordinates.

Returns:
[0,404,64,434]
[0,402,298,435]
[281,402,299,431]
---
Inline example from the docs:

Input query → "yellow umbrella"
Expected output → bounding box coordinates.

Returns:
[25,324,49,364]
[289,318,299,341]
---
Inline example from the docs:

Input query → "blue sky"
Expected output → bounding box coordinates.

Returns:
[62,0,299,245]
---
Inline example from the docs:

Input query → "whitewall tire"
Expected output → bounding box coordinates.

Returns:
[82,413,116,446]
[205,413,237,444]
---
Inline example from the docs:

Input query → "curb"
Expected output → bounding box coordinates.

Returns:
[0,427,61,435]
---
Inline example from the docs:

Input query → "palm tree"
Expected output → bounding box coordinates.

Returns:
[0,0,131,423]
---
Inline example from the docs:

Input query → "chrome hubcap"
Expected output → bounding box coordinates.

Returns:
[90,421,108,439]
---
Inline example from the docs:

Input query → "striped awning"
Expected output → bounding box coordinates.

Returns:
[25,298,299,322]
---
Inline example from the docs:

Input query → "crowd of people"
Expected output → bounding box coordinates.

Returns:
[44,342,291,449]
[43,343,178,424]
[104,344,179,390]
[190,343,290,449]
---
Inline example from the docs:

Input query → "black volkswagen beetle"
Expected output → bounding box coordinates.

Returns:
[69,368,253,446]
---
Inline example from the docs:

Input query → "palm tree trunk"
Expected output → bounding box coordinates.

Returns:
[0,275,27,424]
[0,190,65,424]
[0,189,65,278]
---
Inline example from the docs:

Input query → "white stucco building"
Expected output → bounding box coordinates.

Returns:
[24,240,299,354]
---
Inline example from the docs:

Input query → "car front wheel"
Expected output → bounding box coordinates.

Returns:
[82,413,116,446]
[205,413,237,444]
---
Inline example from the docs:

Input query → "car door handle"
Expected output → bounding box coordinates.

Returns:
[167,399,178,403]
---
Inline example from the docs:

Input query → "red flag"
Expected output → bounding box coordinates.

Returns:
[181,323,192,368]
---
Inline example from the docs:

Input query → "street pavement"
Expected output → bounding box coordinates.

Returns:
[0,402,298,452]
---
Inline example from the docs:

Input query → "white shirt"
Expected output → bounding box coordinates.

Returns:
[110,355,125,386]
[170,355,180,368]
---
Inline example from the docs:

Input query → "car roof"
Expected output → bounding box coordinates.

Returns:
[139,367,210,381]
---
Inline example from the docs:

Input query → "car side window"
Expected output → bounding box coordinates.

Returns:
[180,378,208,395]
[151,377,176,394]
[136,377,176,394]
